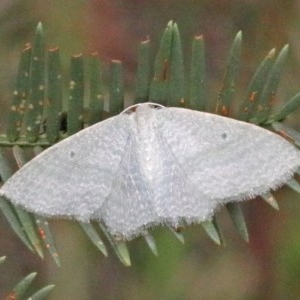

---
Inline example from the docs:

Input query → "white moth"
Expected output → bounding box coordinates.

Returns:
[1,103,300,239]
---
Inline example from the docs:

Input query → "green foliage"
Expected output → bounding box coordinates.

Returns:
[201,219,224,246]
[109,60,124,115]
[189,34,205,111]
[46,47,63,143]
[216,31,242,116]
[26,23,45,143]
[135,38,151,104]
[0,21,300,273]
[238,48,276,122]
[68,54,84,135]
[0,256,54,300]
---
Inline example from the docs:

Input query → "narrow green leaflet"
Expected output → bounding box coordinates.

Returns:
[252,44,289,124]
[201,219,223,245]
[143,232,158,256]
[109,60,124,115]
[6,272,37,300]
[46,47,63,143]
[168,23,185,107]
[135,39,151,104]
[216,31,242,116]
[149,20,173,105]
[12,145,29,168]
[88,53,104,125]
[286,178,300,194]
[12,146,44,258]
[32,146,61,265]
[260,192,279,210]
[0,198,34,252]
[167,226,185,244]
[189,35,206,111]
[3,269,54,300]
[0,150,34,251]
[269,91,300,122]
[98,223,131,266]
[0,149,14,179]
[6,44,31,142]
[25,23,45,142]
[79,222,108,257]
[226,203,249,242]
[14,207,44,258]
[26,285,55,300]
[238,48,276,121]
[35,216,61,266]
[68,54,84,135]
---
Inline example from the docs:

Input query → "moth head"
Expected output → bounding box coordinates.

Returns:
[121,102,164,115]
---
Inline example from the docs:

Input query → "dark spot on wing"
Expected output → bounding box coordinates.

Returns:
[221,132,227,140]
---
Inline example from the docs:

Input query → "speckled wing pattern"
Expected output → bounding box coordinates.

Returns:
[0,113,131,221]
[155,108,300,204]
[1,103,300,239]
